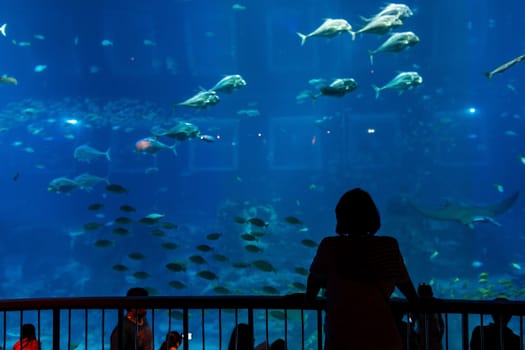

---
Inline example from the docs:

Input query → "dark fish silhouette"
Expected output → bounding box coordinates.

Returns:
[410,191,519,229]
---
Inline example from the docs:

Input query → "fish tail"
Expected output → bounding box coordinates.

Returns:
[368,51,374,65]
[371,85,381,99]
[105,148,111,161]
[350,31,356,41]
[0,23,6,37]
[170,144,178,156]
[296,32,307,46]
[484,72,492,80]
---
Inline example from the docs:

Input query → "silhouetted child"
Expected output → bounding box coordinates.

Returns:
[392,308,417,350]
[13,323,41,350]
[228,323,254,350]
[159,331,182,350]
[470,297,520,350]
[414,283,444,350]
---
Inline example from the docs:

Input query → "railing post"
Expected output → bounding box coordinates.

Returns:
[53,308,60,350]
[461,312,469,350]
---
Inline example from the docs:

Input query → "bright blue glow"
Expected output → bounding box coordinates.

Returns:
[467,107,477,114]
[65,118,79,125]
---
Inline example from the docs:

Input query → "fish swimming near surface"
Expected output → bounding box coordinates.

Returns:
[73,144,110,163]
[485,54,525,79]
[372,71,422,98]
[297,18,355,46]
[409,191,520,229]
[176,90,220,109]
[368,31,420,65]
[210,74,247,93]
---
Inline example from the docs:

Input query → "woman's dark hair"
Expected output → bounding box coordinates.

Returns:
[335,188,381,235]
[160,331,182,350]
[21,323,36,340]
[228,323,253,350]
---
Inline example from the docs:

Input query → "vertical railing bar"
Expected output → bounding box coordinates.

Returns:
[117,307,125,350]
[480,313,484,350]
[265,308,269,347]
[84,309,88,350]
[461,312,469,350]
[37,309,41,347]
[218,308,222,350]
[3,310,7,350]
[284,308,288,348]
[301,309,305,350]
[151,308,155,349]
[183,308,189,350]
[68,309,72,350]
[201,308,205,350]
[248,308,254,346]
[317,309,323,350]
[102,309,106,350]
[444,312,449,350]
[53,308,61,350]
[19,310,23,350]
[519,315,523,350]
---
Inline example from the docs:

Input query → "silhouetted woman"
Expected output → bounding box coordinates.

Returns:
[306,188,418,350]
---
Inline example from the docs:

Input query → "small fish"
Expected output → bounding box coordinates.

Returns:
[430,250,439,259]
[252,260,276,272]
[166,262,186,272]
[112,227,129,235]
[206,232,222,240]
[199,134,216,142]
[0,23,7,37]
[494,184,505,193]
[485,54,525,79]
[232,4,246,11]
[94,239,113,248]
[135,137,177,155]
[196,270,218,280]
[74,173,109,191]
[316,78,358,98]
[362,4,413,22]
[128,252,146,260]
[297,18,355,46]
[114,217,132,225]
[213,254,229,262]
[247,218,268,227]
[87,203,104,211]
[151,121,201,141]
[160,242,179,250]
[511,262,522,270]
[519,154,525,165]
[74,144,110,163]
[143,39,156,46]
[106,183,128,194]
[213,286,231,294]
[168,280,187,289]
[112,264,129,272]
[48,177,79,193]
[368,31,420,64]
[284,216,302,225]
[33,34,45,40]
[176,90,220,109]
[34,65,47,73]
[101,39,114,46]
[355,15,403,36]
[119,205,136,212]
[244,244,263,253]
[236,109,260,117]
[210,74,247,93]
[372,71,423,99]
[133,271,151,280]
[196,244,213,252]
[301,239,318,248]
[0,76,18,85]
[13,172,20,181]
[189,255,207,264]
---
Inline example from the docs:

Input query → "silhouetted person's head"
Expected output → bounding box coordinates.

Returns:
[491,297,512,325]
[228,323,253,350]
[21,323,36,340]
[418,283,434,298]
[335,188,380,235]
[162,331,182,350]
[270,338,287,350]
[126,287,149,318]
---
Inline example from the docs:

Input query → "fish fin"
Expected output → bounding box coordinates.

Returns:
[296,32,307,46]
[349,31,356,41]
[371,84,381,99]
[105,148,111,161]
[0,23,6,37]
[484,72,492,79]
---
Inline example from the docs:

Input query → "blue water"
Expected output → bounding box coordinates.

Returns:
[0,0,524,303]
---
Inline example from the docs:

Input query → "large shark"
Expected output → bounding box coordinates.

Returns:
[409,191,520,229]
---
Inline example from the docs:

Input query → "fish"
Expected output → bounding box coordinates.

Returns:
[316,78,358,98]
[151,122,200,141]
[106,183,128,194]
[101,39,113,46]
[0,23,6,37]
[74,173,109,191]
[199,134,216,142]
[0,76,18,85]
[409,191,520,229]
[355,15,403,36]
[297,18,355,46]
[135,137,177,154]
[371,71,423,98]
[210,74,247,93]
[73,144,110,163]
[368,31,420,64]
[362,3,414,22]
[176,90,220,109]
[48,177,79,193]
[485,54,525,79]
[34,65,47,73]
